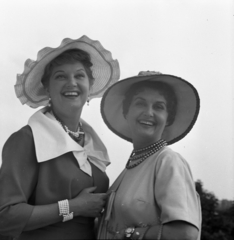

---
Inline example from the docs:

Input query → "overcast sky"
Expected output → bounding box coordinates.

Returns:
[0,0,233,200]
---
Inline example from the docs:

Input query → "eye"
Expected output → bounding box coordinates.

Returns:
[75,73,85,79]
[55,74,66,80]
[154,103,166,110]
[135,101,145,107]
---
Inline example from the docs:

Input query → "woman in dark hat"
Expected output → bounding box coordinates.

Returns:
[98,71,201,240]
[0,36,120,239]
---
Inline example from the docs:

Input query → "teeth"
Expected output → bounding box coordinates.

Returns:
[139,120,154,126]
[64,92,78,96]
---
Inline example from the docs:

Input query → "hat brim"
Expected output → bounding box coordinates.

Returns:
[101,74,200,145]
[15,35,120,108]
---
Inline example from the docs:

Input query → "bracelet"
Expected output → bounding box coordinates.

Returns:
[58,199,74,222]
[124,227,149,240]
[125,227,135,239]
[157,224,163,240]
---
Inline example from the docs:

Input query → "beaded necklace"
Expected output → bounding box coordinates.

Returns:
[50,111,84,144]
[126,139,167,169]
[133,139,166,154]
[130,139,166,161]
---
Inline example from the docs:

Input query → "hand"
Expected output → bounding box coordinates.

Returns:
[138,70,162,76]
[70,186,108,218]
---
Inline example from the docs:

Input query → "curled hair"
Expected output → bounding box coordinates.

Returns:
[122,80,177,126]
[41,49,94,88]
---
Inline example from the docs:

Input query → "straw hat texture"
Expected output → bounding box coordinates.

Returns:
[15,35,120,108]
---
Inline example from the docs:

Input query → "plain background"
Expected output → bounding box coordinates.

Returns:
[0,0,233,200]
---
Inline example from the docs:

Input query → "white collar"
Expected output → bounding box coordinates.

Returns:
[28,108,110,176]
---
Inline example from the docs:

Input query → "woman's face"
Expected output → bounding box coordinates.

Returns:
[125,88,168,149]
[46,62,92,117]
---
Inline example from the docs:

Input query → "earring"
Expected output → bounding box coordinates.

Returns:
[87,96,90,106]
[48,97,51,108]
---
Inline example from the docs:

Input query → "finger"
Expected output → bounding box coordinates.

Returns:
[83,186,97,193]
[98,193,109,199]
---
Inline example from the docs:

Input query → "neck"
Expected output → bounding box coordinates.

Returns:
[51,108,82,131]
[133,137,161,151]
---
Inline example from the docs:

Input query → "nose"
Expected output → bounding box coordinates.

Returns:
[144,105,154,117]
[67,76,77,86]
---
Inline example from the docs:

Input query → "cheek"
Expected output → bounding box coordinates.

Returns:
[162,113,169,124]
[125,110,138,127]
[155,111,168,124]
[48,85,62,102]
[80,81,90,93]
[49,87,58,97]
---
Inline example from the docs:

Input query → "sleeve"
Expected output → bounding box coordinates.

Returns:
[0,126,38,237]
[155,149,201,230]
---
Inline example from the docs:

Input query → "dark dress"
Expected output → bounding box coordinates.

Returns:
[0,126,109,239]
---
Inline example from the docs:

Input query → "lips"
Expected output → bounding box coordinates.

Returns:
[62,91,80,98]
[138,120,155,126]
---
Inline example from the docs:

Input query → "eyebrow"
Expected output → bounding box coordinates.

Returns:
[133,97,145,101]
[134,97,166,105]
[75,69,86,73]
[155,101,167,105]
[52,68,86,76]
[52,70,64,75]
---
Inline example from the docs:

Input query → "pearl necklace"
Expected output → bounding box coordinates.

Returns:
[126,139,167,169]
[57,120,84,138]
[50,111,84,138]
[130,139,166,161]
[133,139,166,154]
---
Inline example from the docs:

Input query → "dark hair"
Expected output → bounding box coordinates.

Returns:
[122,80,177,126]
[41,49,94,88]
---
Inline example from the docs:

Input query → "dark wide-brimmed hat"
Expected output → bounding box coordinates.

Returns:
[101,71,200,145]
[15,35,120,108]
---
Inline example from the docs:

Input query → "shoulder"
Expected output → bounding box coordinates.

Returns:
[2,125,35,161]
[157,146,187,164]
[8,125,33,139]
[17,125,33,137]
[156,146,192,174]
[3,125,33,148]
[158,146,182,158]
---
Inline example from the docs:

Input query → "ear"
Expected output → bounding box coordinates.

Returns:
[165,120,171,127]
[44,86,50,98]
[123,111,128,120]
[89,79,95,89]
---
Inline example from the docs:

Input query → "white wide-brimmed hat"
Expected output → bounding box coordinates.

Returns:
[101,72,200,145]
[15,35,120,108]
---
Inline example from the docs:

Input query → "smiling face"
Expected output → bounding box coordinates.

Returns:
[46,62,92,118]
[125,88,168,149]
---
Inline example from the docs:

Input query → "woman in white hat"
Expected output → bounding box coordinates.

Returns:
[98,71,201,240]
[0,36,120,239]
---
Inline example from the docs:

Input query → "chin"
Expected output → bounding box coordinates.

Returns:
[70,101,85,109]
[138,134,157,143]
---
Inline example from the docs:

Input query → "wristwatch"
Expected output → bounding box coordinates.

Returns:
[125,227,135,239]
